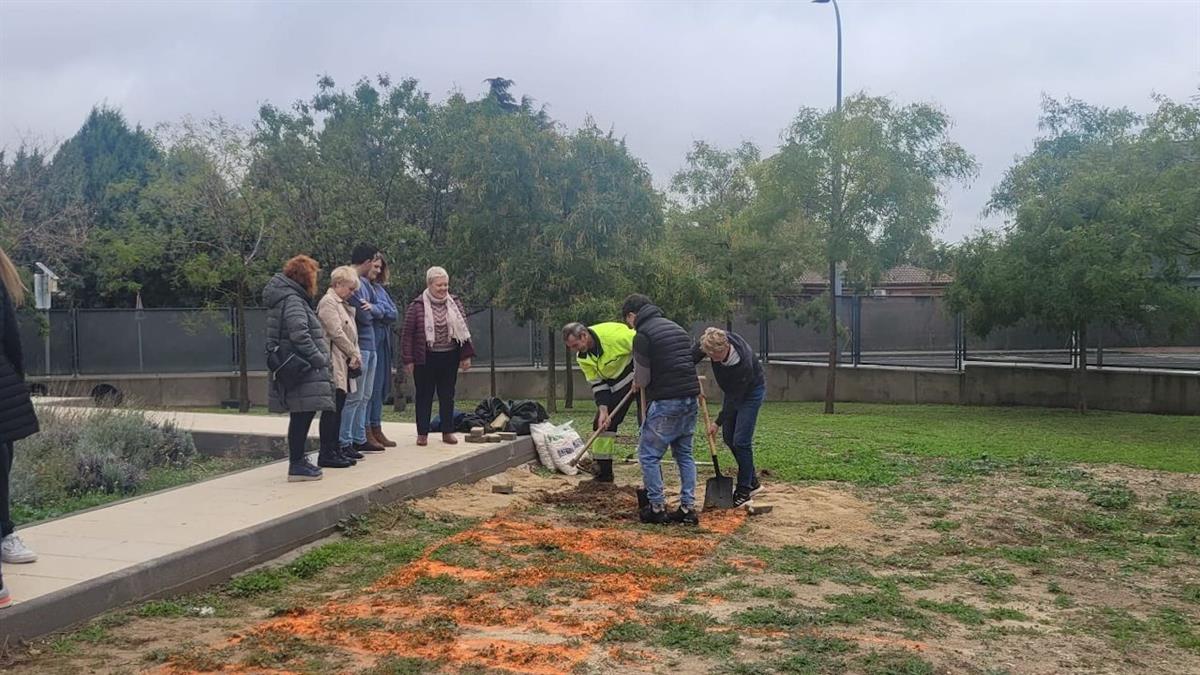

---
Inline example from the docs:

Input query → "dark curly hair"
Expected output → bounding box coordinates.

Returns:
[283,255,319,298]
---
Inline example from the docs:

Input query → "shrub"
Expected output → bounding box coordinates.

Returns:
[11,407,197,508]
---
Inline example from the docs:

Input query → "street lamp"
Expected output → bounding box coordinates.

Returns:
[813,0,844,412]
[812,0,843,112]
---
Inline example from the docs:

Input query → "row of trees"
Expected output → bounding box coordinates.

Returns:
[2,74,1197,413]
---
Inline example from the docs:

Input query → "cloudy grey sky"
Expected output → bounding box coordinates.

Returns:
[2,0,1197,241]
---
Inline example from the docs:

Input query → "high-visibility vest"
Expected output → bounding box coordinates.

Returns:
[576,322,635,403]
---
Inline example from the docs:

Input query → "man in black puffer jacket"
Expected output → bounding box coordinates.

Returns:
[693,327,765,507]
[622,294,701,525]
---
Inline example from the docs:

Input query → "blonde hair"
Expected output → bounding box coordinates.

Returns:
[700,327,729,354]
[0,247,26,307]
[426,266,449,284]
[330,265,360,291]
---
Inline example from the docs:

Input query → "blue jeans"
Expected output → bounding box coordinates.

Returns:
[340,349,377,446]
[369,341,391,427]
[638,396,698,509]
[721,381,765,492]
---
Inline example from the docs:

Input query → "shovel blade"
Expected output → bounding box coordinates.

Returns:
[703,475,736,510]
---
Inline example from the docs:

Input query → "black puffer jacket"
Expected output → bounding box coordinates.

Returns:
[0,281,38,443]
[693,330,765,425]
[263,274,335,414]
[633,304,700,402]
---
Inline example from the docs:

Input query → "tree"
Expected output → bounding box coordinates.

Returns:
[143,117,283,411]
[946,96,1200,412]
[756,94,976,412]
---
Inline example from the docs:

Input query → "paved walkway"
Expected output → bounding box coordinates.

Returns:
[3,409,534,640]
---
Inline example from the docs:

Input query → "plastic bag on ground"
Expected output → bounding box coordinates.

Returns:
[529,420,583,475]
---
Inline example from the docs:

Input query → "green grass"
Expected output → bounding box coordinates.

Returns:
[187,401,1200,485]
[10,456,265,526]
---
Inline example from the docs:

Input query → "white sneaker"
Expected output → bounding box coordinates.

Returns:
[2,534,38,564]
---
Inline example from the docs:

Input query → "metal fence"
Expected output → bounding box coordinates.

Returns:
[18,297,1200,377]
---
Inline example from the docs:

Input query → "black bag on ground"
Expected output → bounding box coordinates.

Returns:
[473,397,511,424]
[505,399,549,436]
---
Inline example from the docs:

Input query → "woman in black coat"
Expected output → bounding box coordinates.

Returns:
[1,247,40,610]
[264,255,337,483]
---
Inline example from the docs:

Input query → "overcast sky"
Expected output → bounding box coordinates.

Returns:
[2,0,1197,242]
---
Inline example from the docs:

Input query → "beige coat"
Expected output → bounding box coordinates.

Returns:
[317,288,361,393]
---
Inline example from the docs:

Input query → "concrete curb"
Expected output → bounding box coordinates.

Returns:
[1,437,536,642]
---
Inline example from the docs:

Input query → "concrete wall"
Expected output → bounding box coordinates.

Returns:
[32,361,1198,415]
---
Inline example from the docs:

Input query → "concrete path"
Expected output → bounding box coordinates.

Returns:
[2,411,535,640]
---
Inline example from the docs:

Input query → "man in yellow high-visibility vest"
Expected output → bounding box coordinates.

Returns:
[562,321,639,482]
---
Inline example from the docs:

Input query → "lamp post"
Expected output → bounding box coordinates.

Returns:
[813,0,843,414]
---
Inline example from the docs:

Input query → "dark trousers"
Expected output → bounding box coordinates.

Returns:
[414,349,459,435]
[288,411,317,464]
[720,381,766,491]
[1,441,13,538]
[319,389,347,451]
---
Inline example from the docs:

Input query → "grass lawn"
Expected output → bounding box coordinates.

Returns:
[188,400,1200,484]
[7,400,1199,674]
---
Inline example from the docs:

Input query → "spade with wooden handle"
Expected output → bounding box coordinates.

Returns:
[566,387,637,469]
[699,379,735,510]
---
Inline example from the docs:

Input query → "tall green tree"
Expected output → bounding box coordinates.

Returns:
[947,96,1200,411]
[144,117,283,411]
[756,94,976,412]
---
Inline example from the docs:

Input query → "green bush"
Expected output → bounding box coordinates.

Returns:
[11,407,197,509]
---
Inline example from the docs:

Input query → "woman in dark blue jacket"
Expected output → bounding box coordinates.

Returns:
[693,327,765,507]
[367,257,400,447]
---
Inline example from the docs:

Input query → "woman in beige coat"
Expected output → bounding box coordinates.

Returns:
[317,266,364,467]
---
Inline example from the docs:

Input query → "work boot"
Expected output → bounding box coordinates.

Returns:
[354,439,385,454]
[669,506,700,526]
[372,425,397,448]
[639,504,670,525]
[589,458,615,484]
[317,447,352,469]
[416,435,428,447]
[341,445,365,461]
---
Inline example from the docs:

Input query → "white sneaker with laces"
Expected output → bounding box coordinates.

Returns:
[2,533,38,564]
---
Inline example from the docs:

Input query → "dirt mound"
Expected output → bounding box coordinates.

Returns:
[745,484,880,549]
[536,480,643,522]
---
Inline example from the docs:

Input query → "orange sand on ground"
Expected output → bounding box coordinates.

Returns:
[166,507,748,674]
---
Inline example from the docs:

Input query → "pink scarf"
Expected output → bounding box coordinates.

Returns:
[422,289,471,346]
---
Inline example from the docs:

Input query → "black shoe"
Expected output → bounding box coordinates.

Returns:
[639,505,670,525]
[317,449,352,469]
[732,490,753,508]
[341,446,365,461]
[287,461,323,482]
[590,459,614,484]
[669,506,700,526]
[334,447,357,466]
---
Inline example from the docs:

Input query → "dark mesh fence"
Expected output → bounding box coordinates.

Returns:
[17,298,1199,376]
[17,310,74,375]
[859,296,958,368]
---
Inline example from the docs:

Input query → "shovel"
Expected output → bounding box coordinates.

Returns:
[566,387,637,469]
[699,384,735,510]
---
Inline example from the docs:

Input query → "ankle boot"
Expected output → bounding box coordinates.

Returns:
[590,459,615,483]
[372,425,397,448]
[354,438,385,453]
[442,433,459,445]
[317,447,352,469]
